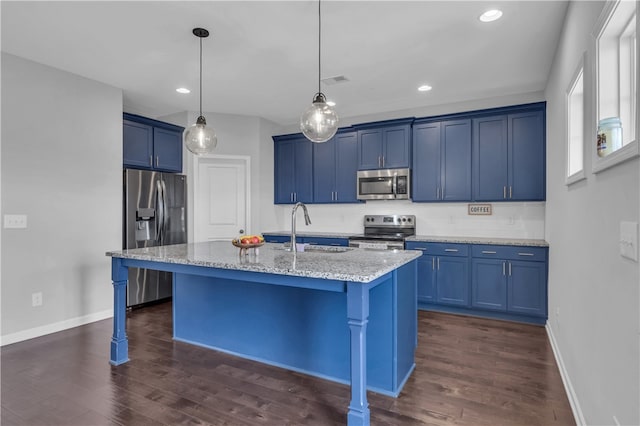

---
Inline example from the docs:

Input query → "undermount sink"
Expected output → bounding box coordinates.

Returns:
[280,244,353,253]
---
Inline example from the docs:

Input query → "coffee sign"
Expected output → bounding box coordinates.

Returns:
[468,204,492,215]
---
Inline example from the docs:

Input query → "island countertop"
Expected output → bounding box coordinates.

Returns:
[106,241,421,283]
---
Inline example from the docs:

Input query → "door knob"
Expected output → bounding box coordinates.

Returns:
[239,229,245,234]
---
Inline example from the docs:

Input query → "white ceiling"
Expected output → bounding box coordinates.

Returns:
[1,1,568,126]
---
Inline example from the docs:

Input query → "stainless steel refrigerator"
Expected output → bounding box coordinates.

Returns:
[123,169,187,307]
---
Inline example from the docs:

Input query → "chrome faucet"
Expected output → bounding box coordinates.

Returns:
[291,202,311,251]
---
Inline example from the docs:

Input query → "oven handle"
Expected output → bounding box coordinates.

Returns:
[392,175,397,199]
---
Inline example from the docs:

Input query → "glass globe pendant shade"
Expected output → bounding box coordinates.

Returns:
[184,116,218,155]
[300,93,339,143]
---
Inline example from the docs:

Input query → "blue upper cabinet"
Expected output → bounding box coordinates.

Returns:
[313,131,359,203]
[412,119,471,202]
[123,113,183,173]
[356,119,413,170]
[273,134,313,204]
[473,105,545,201]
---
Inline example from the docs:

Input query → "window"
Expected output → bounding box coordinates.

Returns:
[567,54,585,184]
[592,0,639,172]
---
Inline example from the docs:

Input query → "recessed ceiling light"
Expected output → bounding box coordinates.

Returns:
[176,87,191,94]
[326,100,336,107]
[479,9,503,22]
[418,85,432,92]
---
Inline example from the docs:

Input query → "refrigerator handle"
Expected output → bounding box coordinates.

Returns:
[161,179,169,242]
[156,179,164,244]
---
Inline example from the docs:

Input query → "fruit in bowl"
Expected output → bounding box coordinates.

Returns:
[232,234,265,247]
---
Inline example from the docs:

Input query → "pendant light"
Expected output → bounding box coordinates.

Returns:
[299,0,339,143]
[184,28,218,155]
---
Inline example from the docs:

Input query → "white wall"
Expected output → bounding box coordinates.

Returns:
[544,2,639,425]
[1,53,122,343]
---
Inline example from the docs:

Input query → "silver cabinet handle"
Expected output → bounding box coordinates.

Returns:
[334,191,338,201]
[510,186,513,199]
[509,262,512,276]
[518,252,535,256]
[445,248,458,252]
[502,261,506,276]
[149,155,153,166]
[432,257,435,270]
[503,186,507,199]
[436,187,440,200]
[482,250,497,254]
[156,156,159,167]
[414,247,428,250]
[437,257,440,270]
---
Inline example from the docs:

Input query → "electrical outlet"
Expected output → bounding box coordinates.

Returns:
[32,292,42,307]
[613,415,620,426]
[620,221,638,261]
[4,214,27,229]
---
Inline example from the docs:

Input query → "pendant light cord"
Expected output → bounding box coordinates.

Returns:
[318,0,321,95]
[199,35,203,117]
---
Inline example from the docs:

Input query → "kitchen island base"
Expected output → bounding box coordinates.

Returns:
[173,264,416,397]
[107,242,420,426]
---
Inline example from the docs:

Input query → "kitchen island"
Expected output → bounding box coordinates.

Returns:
[106,242,420,426]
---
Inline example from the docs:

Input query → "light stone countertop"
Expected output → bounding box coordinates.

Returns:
[106,241,421,283]
[405,235,549,247]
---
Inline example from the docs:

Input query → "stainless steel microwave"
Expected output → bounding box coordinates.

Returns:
[357,168,411,200]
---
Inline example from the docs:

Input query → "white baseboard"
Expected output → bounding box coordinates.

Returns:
[0,309,113,346]
[546,321,586,426]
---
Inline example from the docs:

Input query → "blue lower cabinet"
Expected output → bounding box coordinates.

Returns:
[436,256,469,306]
[416,254,436,303]
[508,260,547,317]
[471,258,507,311]
[409,241,548,325]
[263,234,290,244]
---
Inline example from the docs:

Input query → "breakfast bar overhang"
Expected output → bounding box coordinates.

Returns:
[106,242,420,426]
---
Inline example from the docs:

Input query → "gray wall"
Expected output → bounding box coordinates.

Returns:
[544,2,639,425]
[1,53,122,342]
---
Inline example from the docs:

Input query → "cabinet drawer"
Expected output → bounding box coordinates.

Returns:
[405,242,469,257]
[263,235,290,244]
[472,245,547,262]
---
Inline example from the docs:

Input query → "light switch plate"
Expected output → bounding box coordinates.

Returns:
[4,214,27,229]
[620,221,638,261]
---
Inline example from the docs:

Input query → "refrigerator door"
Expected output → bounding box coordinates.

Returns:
[124,169,166,307]
[161,173,188,245]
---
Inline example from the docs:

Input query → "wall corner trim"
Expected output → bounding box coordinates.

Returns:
[546,322,587,426]
[0,309,113,347]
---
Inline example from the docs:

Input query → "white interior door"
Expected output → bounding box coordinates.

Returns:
[195,156,250,242]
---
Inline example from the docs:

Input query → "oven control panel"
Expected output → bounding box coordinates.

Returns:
[364,215,415,227]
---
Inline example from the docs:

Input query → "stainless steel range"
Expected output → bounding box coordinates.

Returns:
[348,215,416,250]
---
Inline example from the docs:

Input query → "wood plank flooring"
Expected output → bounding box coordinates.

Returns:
[2,302,575,425]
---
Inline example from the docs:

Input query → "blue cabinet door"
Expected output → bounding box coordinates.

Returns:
[382,125,411,169]
[313,138,336,203]
[473,115,508,201]
[357,128,384,170]
[314,132,359,203]
[274,140,296,204]
[416,254,436,303]
[334,132,359,202]
[471,258,507,311]
[412,122,441,201]
[507,260,547,317]
[274,137,313,204]
[441,119,471,201]
[123,120,153,169]
[153,127,182,172]
[509,110,545,201]
[436,256,469,306]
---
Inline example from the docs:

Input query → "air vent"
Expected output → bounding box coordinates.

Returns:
[321,75,350,85]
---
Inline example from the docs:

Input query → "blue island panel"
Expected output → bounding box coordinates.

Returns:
[172,263,416,396]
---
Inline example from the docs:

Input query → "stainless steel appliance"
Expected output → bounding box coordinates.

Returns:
[124,169,187,307]
[357,168,410,200]
[348,214,416,250]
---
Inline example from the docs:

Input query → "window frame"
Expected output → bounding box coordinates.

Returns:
[591,0,639,174]
[566,52,586,185]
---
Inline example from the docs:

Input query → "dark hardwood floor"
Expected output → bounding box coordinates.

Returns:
[2,302,575,425]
